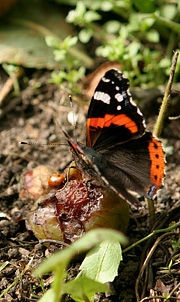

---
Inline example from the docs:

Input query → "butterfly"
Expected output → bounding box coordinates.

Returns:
[63,68,165,209]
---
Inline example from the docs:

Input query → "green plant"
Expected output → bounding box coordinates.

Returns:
[32,222,180,302]
[48,0,180,90]
[46,35,86,93]
[33,228,128,302]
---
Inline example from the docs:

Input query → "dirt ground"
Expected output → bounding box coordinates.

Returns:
[0,66,180,301]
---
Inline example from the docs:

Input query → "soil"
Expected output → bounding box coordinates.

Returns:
[0,66,180,302]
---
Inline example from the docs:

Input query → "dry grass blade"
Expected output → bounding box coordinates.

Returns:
[135,232,175,301]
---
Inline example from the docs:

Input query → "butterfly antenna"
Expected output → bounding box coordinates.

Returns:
[69,95,77,140]
[19,141,68,146]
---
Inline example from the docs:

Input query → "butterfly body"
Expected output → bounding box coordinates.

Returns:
[64,69,165,209]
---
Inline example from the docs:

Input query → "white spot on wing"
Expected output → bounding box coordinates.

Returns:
[126,88,131,96]
[117,105,121,110]
[115,93,123,102]
[102,77,110,82]
[137,107,143,116]
[129,97,136,107]
[94,91,111,104]
[111,81,115,84]
[101,175,110,186]
[143,119,146,128]
[115,86,120,91]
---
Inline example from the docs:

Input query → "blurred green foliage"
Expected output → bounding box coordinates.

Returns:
[49,0,180,89]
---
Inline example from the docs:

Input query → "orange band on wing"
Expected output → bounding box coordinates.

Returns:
[87,114,138,134]
[148,136,165,189]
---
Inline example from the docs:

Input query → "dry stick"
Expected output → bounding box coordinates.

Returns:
[154,51,179,136]
[168,282,180,299]
[135,232,176,301]
[148,50,179,228]
[139,296,180,302]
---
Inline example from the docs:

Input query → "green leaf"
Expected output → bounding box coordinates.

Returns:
[66,2,86,24]
[53,49,66,61]
[34,229,127,302]
[38,289,55,302]
[0,25,59,69]
[75,1,86,15]
[72,229,128,254]
[160,4,177,20]
[127,42,140,58]
[101,1,113,11]
[0,0,72,69]
[79,28,92,43]
[104,20,121,34]
[132,0,156,13]
[63,36,78,48]
[45,36,60,49]
[146,29,159,43]
[62,276,109,302]
[79,240,122,283]
[84,11,101,23]
[33,228,127,277]
[141,16,156,31]
[159,58,171,68]
[0,0,92,69]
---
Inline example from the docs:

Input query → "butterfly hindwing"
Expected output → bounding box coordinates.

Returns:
[98,132,165,199]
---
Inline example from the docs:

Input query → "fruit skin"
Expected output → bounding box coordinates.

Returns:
[26,164,129,244]
[28,194,64,242]
[19,165,58,200]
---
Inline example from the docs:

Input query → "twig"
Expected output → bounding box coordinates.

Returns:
[168,282,180,299]
[139,295,180,301]
[153,50,179,136]
[169,114,180,120]
[135,232,175,301]
[39,239,69,247]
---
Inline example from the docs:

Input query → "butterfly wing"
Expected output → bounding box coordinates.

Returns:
[98,132,166,200]
[86,69,146,150]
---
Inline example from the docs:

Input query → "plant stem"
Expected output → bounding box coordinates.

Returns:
[123,221,180,254]
[153,50,179,136]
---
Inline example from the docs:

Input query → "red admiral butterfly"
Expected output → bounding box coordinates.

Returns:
[63,68,165,209]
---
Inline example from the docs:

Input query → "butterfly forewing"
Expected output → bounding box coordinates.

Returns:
[86,69,146,150]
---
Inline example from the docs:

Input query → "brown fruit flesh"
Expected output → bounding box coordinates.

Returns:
[25,165,129,243]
